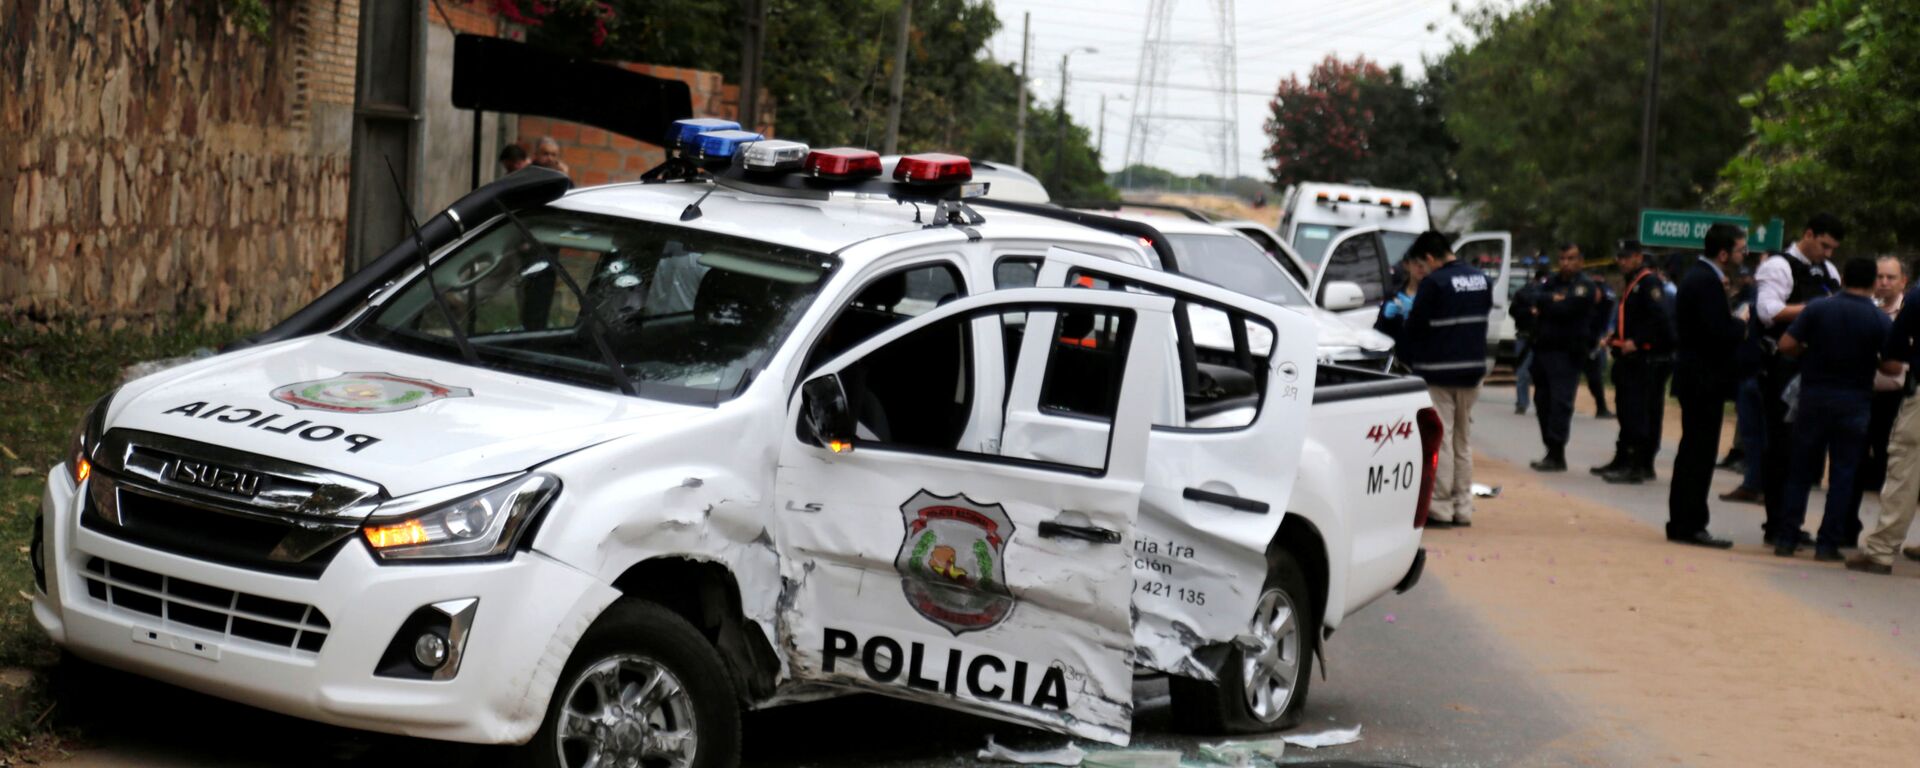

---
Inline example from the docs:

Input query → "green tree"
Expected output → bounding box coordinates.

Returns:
[1721,0,1920,252]
[1262,55,1455,194]
[1440,0,1811,255]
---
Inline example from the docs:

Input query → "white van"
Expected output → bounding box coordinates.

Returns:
[1279,182,1513,353]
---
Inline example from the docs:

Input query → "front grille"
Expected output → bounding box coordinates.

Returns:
[82,557,331,654]
[81,489,353,578]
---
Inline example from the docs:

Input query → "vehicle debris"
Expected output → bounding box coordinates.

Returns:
[1198,736,1288,765]
[1083,748,1184,767]
[1280,723,1363,748]
[978,734,1087,765]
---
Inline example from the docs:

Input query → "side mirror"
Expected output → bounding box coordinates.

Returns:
[1323,280,1367,312]
[800,375,857,453]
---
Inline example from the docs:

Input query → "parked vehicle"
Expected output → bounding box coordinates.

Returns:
[36,132,1432,767]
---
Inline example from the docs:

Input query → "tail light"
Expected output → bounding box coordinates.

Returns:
[1414,407,1443,528]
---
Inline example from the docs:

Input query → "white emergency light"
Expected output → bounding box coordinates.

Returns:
[740,139,811,172]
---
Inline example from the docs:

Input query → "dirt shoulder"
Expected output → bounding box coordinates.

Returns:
[1424,456,1920,767]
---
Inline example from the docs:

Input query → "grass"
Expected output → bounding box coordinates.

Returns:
[0,320,250,745]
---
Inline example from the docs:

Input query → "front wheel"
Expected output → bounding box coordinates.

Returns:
[1169,551,1317,733]
[520,599,741,768]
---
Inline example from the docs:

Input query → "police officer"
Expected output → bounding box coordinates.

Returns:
[1597,241,1674,484]
[1528,243,1602,471]
[1397,231,1494,526]
[1755,214,1845,546]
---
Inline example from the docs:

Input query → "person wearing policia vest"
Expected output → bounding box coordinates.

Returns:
[1850,271,1920,575]
[1755,214,1846,548]
[1595,241,1674,485]
[1395,231,1494,526]
[1527,243,1602,472]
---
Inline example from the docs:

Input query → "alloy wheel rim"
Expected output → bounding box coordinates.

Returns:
[1239,587,1301,723]
[555,654,698,768]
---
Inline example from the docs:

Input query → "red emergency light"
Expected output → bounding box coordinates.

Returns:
[804,148,883,180]
[894,153,973,184]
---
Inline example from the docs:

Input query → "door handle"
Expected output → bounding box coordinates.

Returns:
[1182,487,1270,514]
[1038,520,1123,544]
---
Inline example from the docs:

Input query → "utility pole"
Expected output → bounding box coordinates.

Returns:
[1053,47,1095,192]
[1635,0,1663,211]
[882,0,913,155]
[1096,93,1107,163]
[1014,12,1030,167]
[737,0,768,131]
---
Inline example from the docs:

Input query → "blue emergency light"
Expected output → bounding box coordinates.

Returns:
[697,130,766,160]
[670,118,742,148]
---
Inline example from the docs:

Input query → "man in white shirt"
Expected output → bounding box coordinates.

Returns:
[1755,214,1846,547]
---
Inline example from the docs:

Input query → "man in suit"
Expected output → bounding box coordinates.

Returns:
[1666,224,1747,548]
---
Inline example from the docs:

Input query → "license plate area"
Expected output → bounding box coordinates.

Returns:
[132,625,222,662]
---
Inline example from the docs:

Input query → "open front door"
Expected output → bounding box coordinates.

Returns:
[775,288,1172,744]
[1308,226,1388,326]
[1453,231,1514,350]
[1033,248,1320,678]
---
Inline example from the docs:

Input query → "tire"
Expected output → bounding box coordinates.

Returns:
[518,598,741,768]
[1168,550,1317,734]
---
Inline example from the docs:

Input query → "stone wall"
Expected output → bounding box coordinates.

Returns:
[0,0,358,329]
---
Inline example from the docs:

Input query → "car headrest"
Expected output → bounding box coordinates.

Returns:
[856,271,909,311]
[695,269,771,329]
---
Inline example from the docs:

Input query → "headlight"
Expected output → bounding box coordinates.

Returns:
[66,393,114,486]
[361,472,560,561]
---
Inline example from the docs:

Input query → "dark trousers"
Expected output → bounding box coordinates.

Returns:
[1611,354,1671,469]
[1669,380,1726,537]
[1760,365,1795,538]
[1846,389,1902,537]
[1531,348,1582,450]
[1583,347,1608,412]
[1780,388,1871,550]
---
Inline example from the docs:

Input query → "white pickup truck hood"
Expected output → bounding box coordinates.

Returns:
[106,336,702,496]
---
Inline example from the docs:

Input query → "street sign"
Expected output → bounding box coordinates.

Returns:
[1638,209,1783,252]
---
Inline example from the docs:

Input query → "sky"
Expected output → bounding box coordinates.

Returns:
[983,0,1471,179]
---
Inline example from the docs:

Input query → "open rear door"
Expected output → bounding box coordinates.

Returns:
[1034,248,1320,678]
[775,287,1172,744]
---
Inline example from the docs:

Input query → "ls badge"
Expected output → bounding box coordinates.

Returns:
[896,490,1016,635]
[271,372,472,414]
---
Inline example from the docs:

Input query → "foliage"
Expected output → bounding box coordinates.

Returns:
[1261,56,1456,195]
[1439,0,1810,255]
[522,0,1113,199]
[1112,165,1270,201]
[1720,0,1920,253]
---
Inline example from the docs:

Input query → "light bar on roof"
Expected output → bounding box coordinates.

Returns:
[804,148,883,180]
[670,118,741,147]
[740,139,810,171]
[696,130,765,160]
[894,153,972,184]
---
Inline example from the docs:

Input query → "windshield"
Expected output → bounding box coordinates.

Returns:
[1291,223,1345,266]
[1164,233,1311,307]
[1380,231,1419,267]
[347,209,835,403]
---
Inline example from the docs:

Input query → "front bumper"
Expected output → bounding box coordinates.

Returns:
[34,467,620,745]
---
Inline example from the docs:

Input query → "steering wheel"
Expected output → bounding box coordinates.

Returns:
[446,251,504,290]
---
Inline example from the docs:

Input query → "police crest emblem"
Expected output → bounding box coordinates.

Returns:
[271,372,472,414]
[895,490,1016,635]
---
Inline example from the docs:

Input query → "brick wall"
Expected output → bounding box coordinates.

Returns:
[0,0,359,329]
[515,63,774,187]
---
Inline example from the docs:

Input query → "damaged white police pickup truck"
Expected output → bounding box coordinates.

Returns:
[33,132,1432,768]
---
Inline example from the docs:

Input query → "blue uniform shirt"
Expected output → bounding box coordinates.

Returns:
[1787,292,1892,392]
